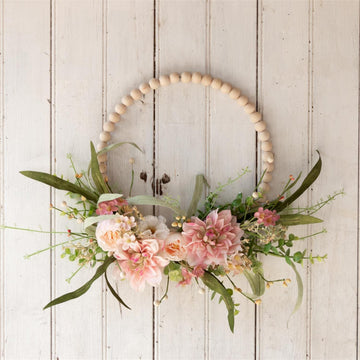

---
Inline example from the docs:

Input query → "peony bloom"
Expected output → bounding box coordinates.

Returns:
[163,232,187,261]
[96,198,128,215]
[95,216,137,254]
[116,239,169,291]
[138,215,170,240]
[182,209,243,268]
[254,207,280,227]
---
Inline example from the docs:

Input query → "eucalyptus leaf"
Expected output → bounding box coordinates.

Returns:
[97,141,143,156]
[274,151,322,212]
[90,141,110,194]
[278,214,323,226]
[243,270,265,297]
[201,271,235,332]
[127,195,184,216]
[20,171,98,203]
[97,193,123,205]
[186,174,207,218]
[104,270,131,310]
[43,256,115,309]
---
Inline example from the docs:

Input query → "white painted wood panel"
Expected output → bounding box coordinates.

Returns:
[0,1,359,359]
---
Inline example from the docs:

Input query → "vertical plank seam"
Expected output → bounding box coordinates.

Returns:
[255,0,263,359]
[357,2,360,358]
[101,0,108,358]
[0,0,5,357]
[204,1,210,359]
[306,1,314,358]
[153,1,158,359]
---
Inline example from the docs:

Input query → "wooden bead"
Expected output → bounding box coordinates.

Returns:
[244,103,256,114]
[97,153,107,163]
[103,121,115,132]
[100,131,111,142]
[122,95,134,107]
[201,74,212,86]
[263,151,274,163]
[181,72,192,83]
[115,103,127,115]
[229,88,241,100]
[149,78,160,89]
[255,121,266,132]
[99,163,107,174]
[261,141,273,152]
[139,82,151,94]
[250,112,262,123]
[130,89,142,101]
[159,75,171,86]
[211,78,222,90]
[237,96,249,106]
[109,112,121,123]
[97,142,107,151]
[169,72,180,83]
[220,82,232,94]
[262,172,273,183]
[258,130,270,141]
[263,162,274,172]
[192,72,202,84]
[259,182,270,193]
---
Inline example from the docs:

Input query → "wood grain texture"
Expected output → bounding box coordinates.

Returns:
[0,1,359,359]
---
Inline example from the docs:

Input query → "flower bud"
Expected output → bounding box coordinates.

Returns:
[61,201,67,208]
[198,288,205,295]
[252,192,259,200]
[153,300,161,307]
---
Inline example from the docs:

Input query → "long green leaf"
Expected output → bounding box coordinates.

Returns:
[288,260,303,318]
[243,270,265,297]
[278,214,323,226]
[97,141,143,156]
[97,193,123,205]
[186,174,206,218]
[20,171,98,202]
[43,256,115,309]
[201,271,235,332]
[90,141,110,194]
[127,195,183,216]
[104,270,131,310]
[274,151,322,212]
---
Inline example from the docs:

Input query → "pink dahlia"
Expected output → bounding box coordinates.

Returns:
[116,239,169,291]
[254,207,280,226]
[96,198,128,215]
[182,209,243,268]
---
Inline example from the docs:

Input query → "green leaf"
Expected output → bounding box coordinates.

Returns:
[275,151,322,212]
[90,141,110,194]
[201,271,235,333]
[97,193,123,205]
[186,174,207,218]
[43,256,115,309]
[243,270,265,297]
[278,214,323,226]
[287,260,304,319]
[83,214,122,232]
[20,171,98,203]
[104,270,131,310]
[97,141,143,156]
[127,195,184,216]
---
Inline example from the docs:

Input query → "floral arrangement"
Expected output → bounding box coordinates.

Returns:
[5,141,342,332]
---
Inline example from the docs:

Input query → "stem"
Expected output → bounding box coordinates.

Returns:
[258,273,285,283]
[0,225,71,234]
[225,274,255,303]
[160,276,170,303]
[66,263,86,283]
[129,166,134,197]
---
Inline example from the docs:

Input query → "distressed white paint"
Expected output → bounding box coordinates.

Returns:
[0,1,359,359]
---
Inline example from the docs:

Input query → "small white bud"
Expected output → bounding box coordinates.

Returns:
[129,158,135,165]
[61,201,67,208]
[153,300,161,307]
[252,192,259,200]
[164,295,168,300]
[198,288,205,294]
[76,218,83,224]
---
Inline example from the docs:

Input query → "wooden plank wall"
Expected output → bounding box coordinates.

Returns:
[0,0,359,359]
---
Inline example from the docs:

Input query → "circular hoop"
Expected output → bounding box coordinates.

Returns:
[97,71,274,195]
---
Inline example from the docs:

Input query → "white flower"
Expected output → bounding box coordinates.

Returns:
[138,215,170,240]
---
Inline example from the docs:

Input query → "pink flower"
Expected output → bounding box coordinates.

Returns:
[254,207,280,226]
[178,268,195,286]
[116,239,169,291]
[182,209,243,268]
[163,232,187,261]
[96,198,128,215]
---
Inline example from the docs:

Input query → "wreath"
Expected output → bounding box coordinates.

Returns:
[4,71,341,332]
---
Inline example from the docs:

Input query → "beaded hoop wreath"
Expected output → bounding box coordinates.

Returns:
[7,71,340,332]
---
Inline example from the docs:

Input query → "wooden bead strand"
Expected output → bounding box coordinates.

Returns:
[98,71,275,194]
